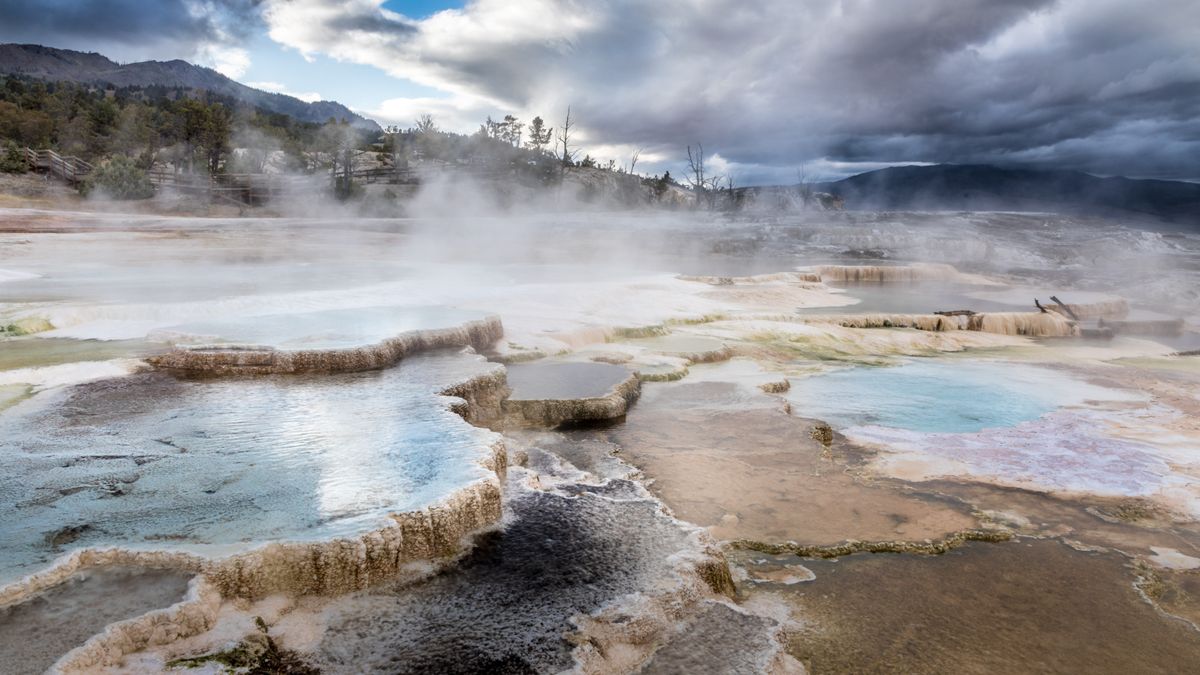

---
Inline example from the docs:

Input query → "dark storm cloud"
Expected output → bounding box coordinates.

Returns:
[0,0,262,63]
[7,0,1199,180]
[262,0,1200,180]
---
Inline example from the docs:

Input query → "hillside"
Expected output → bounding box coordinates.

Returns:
[811,164,1200,226]
[0,43,379,131]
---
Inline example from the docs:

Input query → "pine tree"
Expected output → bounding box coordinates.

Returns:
[525,116,552,153]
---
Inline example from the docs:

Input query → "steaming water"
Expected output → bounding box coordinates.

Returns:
[786,360,1123,433]
[720,212,1200,314]
[796,282,1016,315]
[154,305,489,350]
[627,335,728,356]
[0,228,416,304]
[0,350,499,584]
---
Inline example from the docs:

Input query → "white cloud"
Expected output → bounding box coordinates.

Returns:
[365,94,498,133]
[194,43,251,78]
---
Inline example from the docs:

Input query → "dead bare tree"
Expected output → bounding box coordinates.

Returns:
[627,148,642,175]
[687,144,706,192]
[796,163,812,209]
[556,106,579,170]
[686,144,723,209]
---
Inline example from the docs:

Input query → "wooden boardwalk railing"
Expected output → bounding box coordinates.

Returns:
[23,148,93,184]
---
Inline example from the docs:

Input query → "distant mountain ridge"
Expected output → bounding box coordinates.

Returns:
[810,164,1200,227]
[0,43,380,131]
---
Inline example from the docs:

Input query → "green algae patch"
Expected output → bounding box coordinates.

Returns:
[610,325,670,340]
[625,334,733,364]
[1,317,53,337]
[0,384,31,412]
[492,348,548,364]
[664,313,727,326]
[638,366,690,382]
[1110,356,1200,374]
[0,337,159,370]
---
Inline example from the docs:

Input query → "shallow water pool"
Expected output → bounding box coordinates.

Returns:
[786,359,1122,433]
[506,362,631,400]
[0,566,192,675]
[795,282,1014,316]
[0,350,500,584]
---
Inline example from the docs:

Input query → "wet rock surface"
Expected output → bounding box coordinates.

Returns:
[756,539,1200,674]
[0,566,191,675]
[797,310,1078,336]
[605,367,979,545]
[640,601,789,675]
[311,464,701,673]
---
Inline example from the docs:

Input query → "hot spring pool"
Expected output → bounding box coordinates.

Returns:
[0,350,501,585]
[506,362,632,400]
[785,359,1125,433]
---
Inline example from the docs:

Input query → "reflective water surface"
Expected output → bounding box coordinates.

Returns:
[0,351,499,583]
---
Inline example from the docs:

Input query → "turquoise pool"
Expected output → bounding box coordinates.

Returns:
[785,360,1116,433]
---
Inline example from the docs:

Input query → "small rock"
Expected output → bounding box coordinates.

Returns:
[810,422,834,446]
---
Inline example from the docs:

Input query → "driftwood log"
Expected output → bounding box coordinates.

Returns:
[1049,295,1081,321]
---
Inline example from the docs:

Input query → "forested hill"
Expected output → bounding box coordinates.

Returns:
[812,164,1200,227]
[0,43,379,131]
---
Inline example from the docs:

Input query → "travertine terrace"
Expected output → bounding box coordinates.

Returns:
[2,209,1199,673]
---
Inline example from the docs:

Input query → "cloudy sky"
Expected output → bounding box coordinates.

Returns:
[2,0,1199,183]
